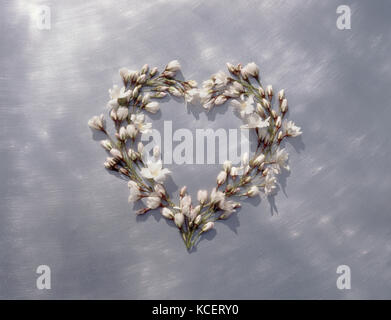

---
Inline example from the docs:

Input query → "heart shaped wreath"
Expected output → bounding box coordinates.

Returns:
[88,61,302,250]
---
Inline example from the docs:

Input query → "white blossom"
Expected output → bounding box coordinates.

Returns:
[185,88,200,104]
[126,124,138,139]
[231,94,255,118]
[140,160,171,183]
[210,188,225,206]
[128,181,141,203]
[246,185,260,197]
[282,120,302,137]
[272,148,290,172]
[281,98,288,113]
[241,114,270,129]
[130,114,152,134]
[100,139,112,151]
[263,172,277,196]
[180,194,192,215]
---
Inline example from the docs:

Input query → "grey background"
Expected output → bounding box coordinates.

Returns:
[1,0,391,299]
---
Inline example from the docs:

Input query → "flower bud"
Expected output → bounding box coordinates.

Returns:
[246,185,260,197]
[110,148,122,160]
[127,124,137,139]
[128,148,138,161]
[217,171,227,185]
[258,87,265,97]
[161,207,174,220]
[119,126,128,140]
[197,189,208,204]
[252,154,265,167]
[276,116,282,128]
[281,98,288,113]
[256,103,266,118]
[141,64,149,74]
[194,215,202,226]
[223,160,232,172]
[166,60,181,72]
[100,139,112,151]
[201,221,214,233]
[117,107,129,121]
[154,184,166,198]
[278,89,285,101]
[266,85,273,98]
[144,101,160,113]
[174,213,184,228]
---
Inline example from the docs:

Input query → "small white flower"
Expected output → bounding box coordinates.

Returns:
[201,221,214,233]
[117,107,129,121]
[230,166,239,178]
[241,114,270,129]
[282,120,302,137]
[128,181,141,203]
[153,145,160,159]
[166,60,181,72]
[231,94,255,118]
[241,62,259,79]
[272,148,290,172]
[219,200,239,219]
[140,160,171,183]
[144,101,160,113]
[174,212,184,228]
[130,114,152,134]
[197,190,208,204]
[88,114,105,130]
[108,86,131,109]
[143,193,161,209]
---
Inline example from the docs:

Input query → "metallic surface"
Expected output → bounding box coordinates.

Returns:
[1,0,391,299]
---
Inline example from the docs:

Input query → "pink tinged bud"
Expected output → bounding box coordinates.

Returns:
[258,87,265,97]
[174,213,184,228]
[154,184,166,198]
[201,221,214,233]
[230,166,239,178]
[110,109,118,121]
[278,131,284,140]
[226,62,235,73]
[256,103,266,118]
[161,208,174,220]
[88,114,105,130]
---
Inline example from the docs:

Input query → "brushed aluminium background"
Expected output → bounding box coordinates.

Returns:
[1,0,391,299]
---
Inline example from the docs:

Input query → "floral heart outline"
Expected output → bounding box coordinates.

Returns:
[88,60,303,251]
